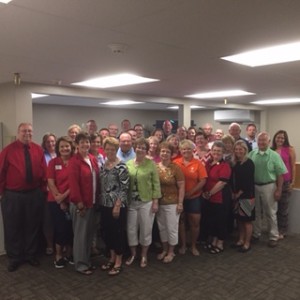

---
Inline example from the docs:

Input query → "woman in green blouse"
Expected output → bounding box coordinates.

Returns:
[126,138,162,268]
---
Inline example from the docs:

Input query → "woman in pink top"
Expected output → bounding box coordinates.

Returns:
[271,130,296,239]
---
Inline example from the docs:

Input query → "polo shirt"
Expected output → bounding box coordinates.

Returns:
[248,148,287,184]
[204,160,231,204]
[47,156,70,202]
[174,157,207,199]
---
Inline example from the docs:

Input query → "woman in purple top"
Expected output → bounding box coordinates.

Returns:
[271,130,296,239]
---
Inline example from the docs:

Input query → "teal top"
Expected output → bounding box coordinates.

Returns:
[126,158,161,203]
[248,148,287,184]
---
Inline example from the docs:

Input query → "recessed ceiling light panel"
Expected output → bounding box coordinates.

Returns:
[0,0,13,4]
[72,73,159,88]
[251,98,300,105]
[222,41,300,67]
[31,93,49,99]
[101,100,143,106]
[186,90,254,99]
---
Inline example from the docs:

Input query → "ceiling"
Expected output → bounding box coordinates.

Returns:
[1,0,300,110]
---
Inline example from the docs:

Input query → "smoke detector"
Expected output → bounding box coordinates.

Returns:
[108,43,128,54]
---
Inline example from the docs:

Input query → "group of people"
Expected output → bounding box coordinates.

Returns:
[0,119,295,277]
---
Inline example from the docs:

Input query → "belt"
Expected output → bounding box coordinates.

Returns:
[5,188,38,194]
[255,182,275,186]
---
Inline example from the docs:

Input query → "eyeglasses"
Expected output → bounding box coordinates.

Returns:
[136,145,147,151]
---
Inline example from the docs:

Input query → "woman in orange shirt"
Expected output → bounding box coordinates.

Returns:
[174,139,207,256]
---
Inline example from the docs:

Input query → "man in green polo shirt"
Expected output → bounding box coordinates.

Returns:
[248,132,287,248]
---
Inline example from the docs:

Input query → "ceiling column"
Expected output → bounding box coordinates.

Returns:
[178,103,191,129]
[0,83,33,148]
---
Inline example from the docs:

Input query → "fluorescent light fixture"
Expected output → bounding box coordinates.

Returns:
[186,90,254,99]
[31,93,49,99]
[251,98,300,105]
[72,73,159,88]
[190,105,206,109]
[167,105,206,110]
[101,100,143,106]
[0,0,13,4]
[222,41,300,67]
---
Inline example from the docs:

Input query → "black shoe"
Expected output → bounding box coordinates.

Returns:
[251,236,260,243]
[27,258,40,267]
[54,258,66,269]
[64,256,74,265]
[7,261,20,272]
[230,243,243,249]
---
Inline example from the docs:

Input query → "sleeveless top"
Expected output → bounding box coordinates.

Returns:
[279,147,291,181]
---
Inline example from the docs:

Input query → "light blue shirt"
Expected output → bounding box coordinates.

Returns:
[117,147,136,163]
[245,137,258,150]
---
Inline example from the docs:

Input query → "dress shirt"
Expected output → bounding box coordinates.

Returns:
[0,140,47,194]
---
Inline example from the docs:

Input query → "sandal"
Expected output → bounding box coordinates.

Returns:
[230,241,244,249]
[191,248,200,256]
[125,255,136,266]
[163,254,175,264]
[157,251,167,261]
[238,246,251,253]
[101,261,114,271]
[108,266,122,276]
[140,257,147,268]
[77,269,93,275]
[210,246,224,254]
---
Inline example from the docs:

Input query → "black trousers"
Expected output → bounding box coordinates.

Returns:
[48,202,73,247]
[207,202,228,241]
[1,189,44,263]
[101,206,127,256]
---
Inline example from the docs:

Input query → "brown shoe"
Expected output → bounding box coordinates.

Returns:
[268,240,278,248]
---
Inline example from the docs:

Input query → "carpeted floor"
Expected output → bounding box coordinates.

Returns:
[1,233,300,300]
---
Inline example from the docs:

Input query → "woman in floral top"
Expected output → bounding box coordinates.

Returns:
[100,137,129,276]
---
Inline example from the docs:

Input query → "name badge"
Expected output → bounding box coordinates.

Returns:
[55,165,62,170]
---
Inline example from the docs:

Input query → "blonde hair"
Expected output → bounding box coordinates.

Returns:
[103,137,119,151]
[232,140,249,165]
[179,139,195,150]
[67,124,81,133]
[222,134,235,145]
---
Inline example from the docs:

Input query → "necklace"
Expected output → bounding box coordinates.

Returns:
[105,158,119,169]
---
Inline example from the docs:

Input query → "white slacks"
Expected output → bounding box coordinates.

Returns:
[156,204,180,246]
[127,200,155,247]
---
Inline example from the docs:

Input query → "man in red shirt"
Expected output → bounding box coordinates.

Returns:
[0,123,47,272]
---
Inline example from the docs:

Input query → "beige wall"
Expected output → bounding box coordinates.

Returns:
[32,104,299,160]
[267,106,300,160]
[32,104,177,143]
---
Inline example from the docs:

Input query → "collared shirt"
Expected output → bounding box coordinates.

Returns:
[117,147,136,163]
[248,148,287,184]
[245,137,258,150]
[0,140,47,193]
[174,157,207,199]
[126,158,161,202]
[204,160,231,204]
[47,156,70,202]
[68,153,99,208]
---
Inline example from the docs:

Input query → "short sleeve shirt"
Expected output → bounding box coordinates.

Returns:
[47,157,70,202]
[174,157,207,199]
[248,148,287,183]
[157,162,184,205]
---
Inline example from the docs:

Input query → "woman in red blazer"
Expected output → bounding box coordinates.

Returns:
[68,132,100,275]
